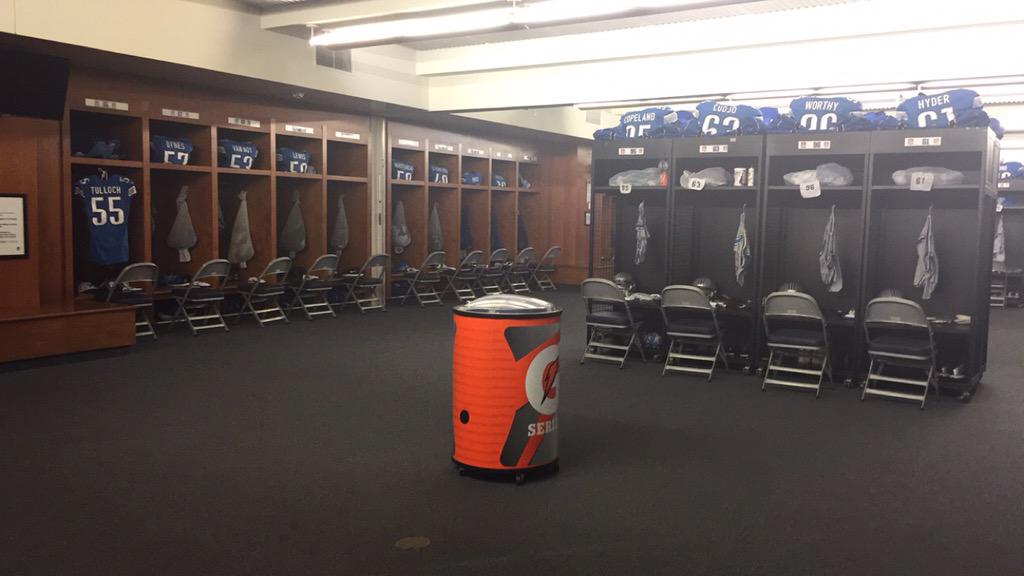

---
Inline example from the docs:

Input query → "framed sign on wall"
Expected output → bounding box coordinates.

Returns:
[0,194,27,258]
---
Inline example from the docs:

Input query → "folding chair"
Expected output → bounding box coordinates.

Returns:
[990,270,1007,308]
[400,251,447,306]
[442,250,484,303]
[106,262,159,340]
[289,254,339,320]
[580,278,646,368]
[172,259,232,336]
[861,297,937,409]
[239,257,292,326]
[661,285,729,381]
[507,247,535,293]
[530,246,561,291]
[761,290,833,398]
[478,248,510,295]
[340,253,388,313]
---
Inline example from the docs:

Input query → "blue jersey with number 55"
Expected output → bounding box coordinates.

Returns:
[897,89,982,129]
[73,173,137,265]
[218,139,259,169]
[790,97,861,132]
[694,101,762,136]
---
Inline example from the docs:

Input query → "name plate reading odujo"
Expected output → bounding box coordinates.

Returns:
[466,147,486,156]
[228,117,262,129]
[162,108,200,120]
[618,147,645,156]
[335,131,361,141]
[285,124,315,135]
[521,154,537,162]
[699,144,729,154]
[433,143,455,152]
[85,98,129,112]
[798,140,831,150]
[495,151,514,160]
[398,138,420,148]
[904,136,942,147]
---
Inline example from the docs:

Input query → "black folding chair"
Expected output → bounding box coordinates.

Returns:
[761,290,833,398]
[172,259,232,336]
[106,262,159,340]
[341,253,388,313]
[239,257,292,326]
[861,297,936,409]
[400,251,446,306]
[507,247,535,293]
[661,285,728,381]
[442,250,484,302]
[290,254,339,320]
[580,278,646,368]
[479,248,510,295]
[530,246,561,291]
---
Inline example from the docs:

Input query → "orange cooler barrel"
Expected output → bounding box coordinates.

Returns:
[452,295,562,473]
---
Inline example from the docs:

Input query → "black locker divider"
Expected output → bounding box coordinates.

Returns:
[590,139,672,292]
[864,128,999,399]
[760,132,871,382]
[671,135,763,371]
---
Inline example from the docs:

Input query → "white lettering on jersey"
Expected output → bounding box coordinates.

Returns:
[917,94,951,110]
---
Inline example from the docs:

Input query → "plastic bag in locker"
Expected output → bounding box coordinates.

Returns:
[679,167,729,188]
[892,167,965,187]
[166,185,198,263]
[784,163,854,187]
[609,167,662,187]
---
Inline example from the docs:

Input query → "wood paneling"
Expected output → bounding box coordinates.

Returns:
[0,302,135,363]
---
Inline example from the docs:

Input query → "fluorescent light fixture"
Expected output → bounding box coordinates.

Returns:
[728,89,813,100]
[575,96,725,110]
[311,0,716,47]
[815,83,916,95]
[921,76,1024,89]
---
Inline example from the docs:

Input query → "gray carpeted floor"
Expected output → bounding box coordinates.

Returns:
[1,289,1022,575]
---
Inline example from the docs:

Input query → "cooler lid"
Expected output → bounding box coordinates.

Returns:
[454,294,561,317]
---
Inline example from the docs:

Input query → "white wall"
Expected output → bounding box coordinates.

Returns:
[0,0,13,33]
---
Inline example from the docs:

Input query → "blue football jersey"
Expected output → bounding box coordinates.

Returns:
[392,159,415,181]
[694,101,762,136]
[150,136,193,165]
[760,107,799,133]
[618,107,677,139]
[462,171,482,185]
[492,174,508,188]
[277,148,311,173]
[593,126,627,141]
[73,172,137,265]
[999,161,1024,180]
[790,97,861,132]
[897,89,982,129]
[648,110,695,139]
[217,139,259,169]
[429,165,449,184]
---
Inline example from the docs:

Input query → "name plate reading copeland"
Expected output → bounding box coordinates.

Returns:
[904,136,942,147]
[285,124,315,135]
[618,147,645,156]
[162,108,200,120]
[85,98,129,112]
[397,138,420,148]
[798,140,831,150]
[433,143,455,152]
[335,131,361,141]
[228,117,262,128]
[699,144,729,154]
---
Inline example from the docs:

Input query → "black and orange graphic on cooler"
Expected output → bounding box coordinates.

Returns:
[452,308,560,471]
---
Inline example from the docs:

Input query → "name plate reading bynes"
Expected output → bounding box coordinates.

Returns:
[466,147,486,156]
[494,151,514,160]
[798,140,831,150]
[85,98,129,112]
[335,131,361,141]
[285,124,315,135]
[904,136,942,147]
[618,147,645,156]
[699,144,729,154]
[228,117,262,129]
[433,143,455,152]
[162,108,200,120]
[397,138,420,148]
[521,154,537,162]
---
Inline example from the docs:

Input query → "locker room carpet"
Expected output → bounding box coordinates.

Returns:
[1,289,1022,576]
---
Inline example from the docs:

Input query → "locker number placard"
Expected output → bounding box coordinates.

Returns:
[687,177,706,191]
[800,179,822,198]
[909,172,935,191]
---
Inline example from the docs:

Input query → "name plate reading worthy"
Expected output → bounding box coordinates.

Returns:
[798,140,832,151]
[335,131,361,141]
[699,144,729,154]
[285,124,315,135]
[162,108,200,120]
[618,147,645,156]
[85,98,129,112]
[904,136,942,147]
[228,117,262,128]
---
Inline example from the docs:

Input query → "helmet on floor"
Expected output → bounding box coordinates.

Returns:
[613,272,635,292]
